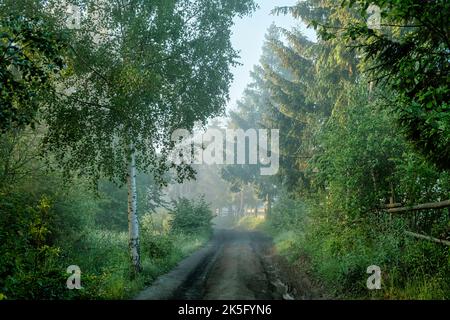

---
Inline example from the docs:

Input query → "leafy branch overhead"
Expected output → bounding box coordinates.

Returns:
[0,14,68,132]
[42,0,257,185]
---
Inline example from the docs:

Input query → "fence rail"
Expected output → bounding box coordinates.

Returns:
[380,199,450,246]
[405,231,450,247]
[384,199,450,214]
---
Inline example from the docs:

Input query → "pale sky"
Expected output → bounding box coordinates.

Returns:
[226,0,316,114]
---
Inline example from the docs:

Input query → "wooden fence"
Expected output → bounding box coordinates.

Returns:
[381,199,450,247]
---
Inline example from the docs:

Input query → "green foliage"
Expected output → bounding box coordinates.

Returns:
[141,211,172,236]
[309,0,450,169]
[0,177,211,299]
[169,197,214,236]
[235,215,265,231]
[0,0,449,301]
[260,95,450,298]
[266,193,307,233]
[0,192,66,299]
[248,1,450,299]
[142,215,175,260]
[0,0,255,299]
[265,192,450,299]
[141,235,174,259]
[95,174,164,232]
[41,0,257,186]
[313,83,405,216]
[0,13,67,131]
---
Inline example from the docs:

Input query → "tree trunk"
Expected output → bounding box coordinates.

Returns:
[389,182,395,205]
[371,168,377,194]
[239,190,244,216]
[266,194,272,216]
[127,144,141,274]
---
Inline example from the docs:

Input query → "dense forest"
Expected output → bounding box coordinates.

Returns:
[226,0,450,299]
[1,0,449,300]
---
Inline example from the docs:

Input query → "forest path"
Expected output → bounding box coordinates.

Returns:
[135,229,296,300]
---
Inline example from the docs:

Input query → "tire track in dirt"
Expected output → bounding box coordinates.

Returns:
[136,229,297,300]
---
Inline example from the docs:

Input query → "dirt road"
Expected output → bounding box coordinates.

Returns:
[135,229,294,300]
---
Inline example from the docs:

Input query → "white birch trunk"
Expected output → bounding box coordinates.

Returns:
[127,144,141,274]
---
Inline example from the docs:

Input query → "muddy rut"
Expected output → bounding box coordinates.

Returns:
[135,229,294,300]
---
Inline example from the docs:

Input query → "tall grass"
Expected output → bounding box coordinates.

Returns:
[263,195,450,299]
[62,227,209,299]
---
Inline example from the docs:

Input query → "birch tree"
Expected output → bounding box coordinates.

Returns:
[40,0,256,274]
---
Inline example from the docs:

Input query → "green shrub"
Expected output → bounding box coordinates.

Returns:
[267,194,307,233]
[0,193,67,299]
[169,197,213,235]
[143,234,174,260]
[141,211,172,236]
[264,188,450,299]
